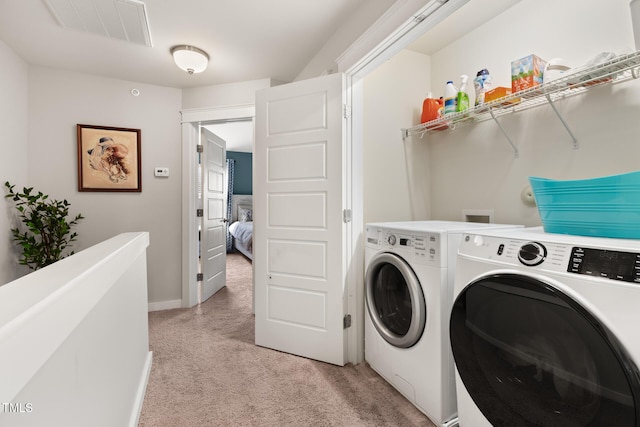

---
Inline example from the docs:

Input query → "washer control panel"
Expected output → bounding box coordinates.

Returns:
[382,232,422,250]
[366,226,441,265]
[386,231,439,264]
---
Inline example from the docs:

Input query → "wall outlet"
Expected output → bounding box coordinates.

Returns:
[154,167,169,177]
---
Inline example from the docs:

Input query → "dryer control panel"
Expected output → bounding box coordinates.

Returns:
[460,231,640,284]
[569,247,640,283]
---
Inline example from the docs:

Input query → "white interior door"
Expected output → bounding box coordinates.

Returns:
[200,128,227,302]
[254,73,347,366]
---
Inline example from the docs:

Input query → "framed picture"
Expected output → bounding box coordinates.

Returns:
[77,124,142,192]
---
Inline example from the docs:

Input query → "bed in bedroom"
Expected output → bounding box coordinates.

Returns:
[228,195,253,260]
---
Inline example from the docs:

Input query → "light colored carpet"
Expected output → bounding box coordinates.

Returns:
[139,253,435,427]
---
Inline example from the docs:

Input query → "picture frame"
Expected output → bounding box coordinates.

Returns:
[77,124,142,192]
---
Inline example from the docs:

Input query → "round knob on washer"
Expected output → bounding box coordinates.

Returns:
[387,234,397,245]
[518,242,547,266]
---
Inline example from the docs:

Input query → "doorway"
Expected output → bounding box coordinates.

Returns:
[199,119,253,305]
[181,106,255,309]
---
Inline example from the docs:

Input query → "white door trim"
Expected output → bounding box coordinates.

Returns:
[343,74,364,365]
[340,0,470,364]
[336,0,470,76]
[181,104,255,308]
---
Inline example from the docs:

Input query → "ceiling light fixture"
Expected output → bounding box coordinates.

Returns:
[170,45,209,75]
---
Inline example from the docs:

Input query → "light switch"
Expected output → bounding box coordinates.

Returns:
[154,167,169,177]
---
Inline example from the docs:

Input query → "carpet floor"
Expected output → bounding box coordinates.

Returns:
[138,253,434,427]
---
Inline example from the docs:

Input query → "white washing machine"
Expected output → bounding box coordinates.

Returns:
[364,221,523,427]
[450,227,640,426]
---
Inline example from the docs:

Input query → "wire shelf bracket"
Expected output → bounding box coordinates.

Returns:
[488,107,519,158]
[544,93,578,149]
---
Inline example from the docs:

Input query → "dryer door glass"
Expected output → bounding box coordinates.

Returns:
[365,253,426,348]
[450,274,640,426]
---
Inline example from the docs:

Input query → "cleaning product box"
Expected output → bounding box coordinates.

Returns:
[484,87,520,106]
[511,54,546,93]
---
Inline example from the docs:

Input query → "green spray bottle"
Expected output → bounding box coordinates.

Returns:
[456,75,469,113]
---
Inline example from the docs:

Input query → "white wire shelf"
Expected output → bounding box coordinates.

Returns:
[401,51,640,156]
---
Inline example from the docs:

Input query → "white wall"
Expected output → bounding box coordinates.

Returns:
[425,0,639,226]
[364,0,640,227]
[27,67,183,304]
[182,78,272,110]
[0,41,29,284]
[363,49,432,224]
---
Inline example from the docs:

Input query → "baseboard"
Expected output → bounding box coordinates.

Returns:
[129,351,153,427]
[147,299,182,312]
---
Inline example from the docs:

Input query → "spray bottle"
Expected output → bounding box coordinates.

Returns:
[456,75,469,113]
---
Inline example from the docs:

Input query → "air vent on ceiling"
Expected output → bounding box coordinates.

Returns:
[43,0,152,47]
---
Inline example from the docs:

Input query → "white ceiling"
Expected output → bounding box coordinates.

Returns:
[0,0,369,89]
[0,0,524,90]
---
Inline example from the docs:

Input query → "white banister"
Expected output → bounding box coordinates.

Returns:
[0,232,152,427]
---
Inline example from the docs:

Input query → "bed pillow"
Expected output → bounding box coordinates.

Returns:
[238,206,253,222]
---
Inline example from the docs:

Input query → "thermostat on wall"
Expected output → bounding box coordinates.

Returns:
[154,167,169,177]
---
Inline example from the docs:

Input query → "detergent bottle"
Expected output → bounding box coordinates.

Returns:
[421,93,444,123]
[421,94,447,130]
[443,81,458,115]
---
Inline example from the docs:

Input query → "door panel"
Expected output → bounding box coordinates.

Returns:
[268,240,326,278]
[268,193,326,227]
[201,128,227,302]
[266,92,328,134]
[268,142,327,181]
[255,73,346,366]
[268,286,326,328]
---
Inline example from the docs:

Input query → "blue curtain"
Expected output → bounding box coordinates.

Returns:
[226,159,235,252]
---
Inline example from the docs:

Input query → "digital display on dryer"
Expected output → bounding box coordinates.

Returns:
[569,247,640,283]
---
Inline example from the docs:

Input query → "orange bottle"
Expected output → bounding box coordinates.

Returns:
[421,96,446,130]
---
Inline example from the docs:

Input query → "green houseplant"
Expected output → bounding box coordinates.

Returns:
[4,182,84,270]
